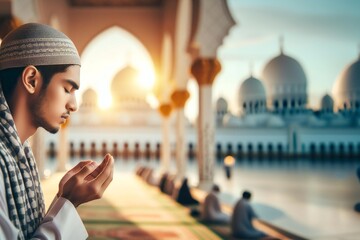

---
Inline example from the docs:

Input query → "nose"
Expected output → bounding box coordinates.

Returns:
[67,94,78,112]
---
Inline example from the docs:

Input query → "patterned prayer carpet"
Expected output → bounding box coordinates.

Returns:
[42,172,222,240]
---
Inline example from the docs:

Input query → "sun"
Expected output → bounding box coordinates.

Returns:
[137,64,156,90]
[98,93,112,110]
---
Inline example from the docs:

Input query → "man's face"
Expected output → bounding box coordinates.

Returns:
[30,65,80,133]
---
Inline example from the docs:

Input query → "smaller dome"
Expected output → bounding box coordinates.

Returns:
[333,58,360,111]
[81,88,98,108]
[239,76,266,102]
[216,97,228,112]
[238,76,266,114]
[321,94,334,112]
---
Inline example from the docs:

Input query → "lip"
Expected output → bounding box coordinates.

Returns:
[61,114,70,119]
[60,114,69,123]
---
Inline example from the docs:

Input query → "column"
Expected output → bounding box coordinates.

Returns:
[30,128,46,179]
[191,58,221,190]
[158,103,172,174]
[57,118,70,172]
[171,89,190,181]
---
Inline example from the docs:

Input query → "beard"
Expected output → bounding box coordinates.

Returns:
[30,91,60,134]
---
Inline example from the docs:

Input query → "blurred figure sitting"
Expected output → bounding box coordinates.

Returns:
[176,178,199,206]
[231,191,268,239]
[164,174,176,196]
[355,167,360,213]
[158,172,168,193]
[201,184,229,223]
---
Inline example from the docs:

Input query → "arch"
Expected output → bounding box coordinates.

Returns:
[226,143,233,156]
[67,7,162,72]
[339,143,345,155]
[112,142,119,158]
[237,143,243,159]
[79,141,86,158]
[48,141,56,158]
[319,143,326,157]
[188,142,195,160]
[247,143,253,154]
[277,143,283,156]
[310,143,316,155]
[216,143,222,160]
[70,141,75,158]
[79,26,156,108]
[155,142,161,160]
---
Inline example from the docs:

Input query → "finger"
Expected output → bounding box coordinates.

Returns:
[66,160,93,176]
[92,155,114,184]
[100,171,113,192]
[75,161,98,179]
[101,160,114,188]
[60,160,93,183]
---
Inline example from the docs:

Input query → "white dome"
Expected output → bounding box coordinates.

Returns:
[81,88,98,109]
[321,94,334,112]
[333,58,360,111]
[239,76,266,102]
[262,53,307,111]
[111,65,150,110]
[216,97,228,112]
[238,76,266,114]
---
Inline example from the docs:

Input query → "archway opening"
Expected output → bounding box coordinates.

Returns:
[79,26,156,109]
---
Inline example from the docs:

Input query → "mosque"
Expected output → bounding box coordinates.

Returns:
[46,47,360,160]
[1,0,359,187]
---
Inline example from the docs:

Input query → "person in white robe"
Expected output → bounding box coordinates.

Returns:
[0,23,114,239]
[201,184,229,223]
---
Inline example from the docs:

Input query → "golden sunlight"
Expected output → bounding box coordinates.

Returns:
[79,26,157,110]
[98,92,112,110]
[137,64,156,90]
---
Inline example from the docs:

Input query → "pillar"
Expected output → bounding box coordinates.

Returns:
[158,103,172,173]
[171,89,190,180]
[191,58,221,190]
[57,118,70,172]
[30,128,46,179]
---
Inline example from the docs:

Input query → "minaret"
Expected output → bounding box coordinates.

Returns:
[279,35,284,54]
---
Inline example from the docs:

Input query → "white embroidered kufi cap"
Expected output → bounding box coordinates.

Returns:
[0,23,80,70]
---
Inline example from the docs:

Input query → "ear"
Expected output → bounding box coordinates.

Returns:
[22,65,40,94]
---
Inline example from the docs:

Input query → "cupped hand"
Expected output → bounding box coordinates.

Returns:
[58,154,114,207]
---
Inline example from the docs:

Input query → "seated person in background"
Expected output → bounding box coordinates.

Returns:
[201,184,229,223]
[355,167,360,213]
[158,172,168,193]
[176,178,199,206]
[164,174,176,196]
[231,191,268,239]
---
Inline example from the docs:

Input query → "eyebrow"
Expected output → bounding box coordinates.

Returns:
[64,79,79,90]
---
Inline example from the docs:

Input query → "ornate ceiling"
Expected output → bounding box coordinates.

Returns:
[69,0,163,7]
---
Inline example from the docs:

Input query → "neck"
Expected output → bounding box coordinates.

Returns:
[7,91,36,144]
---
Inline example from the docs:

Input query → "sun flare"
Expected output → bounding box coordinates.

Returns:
[98,93,112,110]
[137,67,156,90]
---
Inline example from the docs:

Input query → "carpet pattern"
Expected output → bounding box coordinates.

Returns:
[42,172,222,240]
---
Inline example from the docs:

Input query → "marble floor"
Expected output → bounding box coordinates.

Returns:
[46,157,360,240]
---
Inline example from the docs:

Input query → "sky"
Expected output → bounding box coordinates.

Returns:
[78,0,360,123]
[213,0,360,115]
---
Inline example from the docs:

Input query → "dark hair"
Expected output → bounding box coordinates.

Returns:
[242,190,251,200]
[0,64,73,100]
